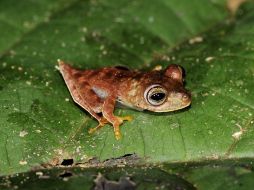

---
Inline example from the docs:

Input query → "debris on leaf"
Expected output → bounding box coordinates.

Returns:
[19,131,28,137]
[94,173,136,190]
[19,160,27,165]
[205,56,215,62]
[35,171,43,176]
[189,36,203,44]
[232,123,245,140]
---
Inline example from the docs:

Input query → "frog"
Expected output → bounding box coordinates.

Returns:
[58,60,191,140]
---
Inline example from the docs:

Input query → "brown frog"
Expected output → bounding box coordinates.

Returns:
[58,60,191,140]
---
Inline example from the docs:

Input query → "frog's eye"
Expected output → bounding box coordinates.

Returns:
[145,85,167,106]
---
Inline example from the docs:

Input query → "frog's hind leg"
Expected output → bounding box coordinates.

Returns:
[58,61,107,128]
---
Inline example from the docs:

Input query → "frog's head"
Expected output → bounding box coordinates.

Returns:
[143,64,191,112]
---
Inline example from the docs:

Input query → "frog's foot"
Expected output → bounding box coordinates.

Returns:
[88,117,109,134]
[113,115,133,140]
[89,116,133,139]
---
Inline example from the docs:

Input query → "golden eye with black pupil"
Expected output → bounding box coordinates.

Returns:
[145,85,167,106]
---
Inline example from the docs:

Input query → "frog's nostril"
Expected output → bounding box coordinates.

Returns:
[182,94,190,101]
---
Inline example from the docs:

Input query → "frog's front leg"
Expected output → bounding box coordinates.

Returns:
[102,94,132,140]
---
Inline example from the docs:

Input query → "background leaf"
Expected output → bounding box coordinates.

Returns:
[0,167,196,190]
[1,1,254,188]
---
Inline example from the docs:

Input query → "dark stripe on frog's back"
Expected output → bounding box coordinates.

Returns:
[73,69,93,80]
[73,69,103,84]
[139,70,164,84]
[74,67,134,86]
[90,67,133,82]
[130,71,144,81]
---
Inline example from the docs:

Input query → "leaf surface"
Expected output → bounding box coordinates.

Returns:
[1,0,254,177]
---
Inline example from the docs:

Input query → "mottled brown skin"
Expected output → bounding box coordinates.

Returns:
[58,60,191,140]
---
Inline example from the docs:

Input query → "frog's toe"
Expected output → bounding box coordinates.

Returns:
[112,116,132,140]
[88,127,97,134]
[117,115,133,122]
[114,125,122,140]
[88,117,109,134]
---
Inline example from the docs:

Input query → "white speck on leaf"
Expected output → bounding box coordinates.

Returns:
[81,27,87,33]
[36,171,43,176]
[100,45,104,50]
[114,17,124,23]
[189,36,203,44]
[232,131,243,140]
[80,37,86,42]
[232,124,245,140]
[54,149,63,155]
[35,130,41,133]
[19,160,27,165]
[26,81,32,85]
[170,123,180,129]
[19,131,28,137]
[205,56,214,62]
[61,42,66,47]
[13,107,19,111]
[148,16,154,23]
[81,155,88,160]
[76,146,81,153]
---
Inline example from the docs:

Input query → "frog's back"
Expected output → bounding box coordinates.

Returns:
[82,67,136,89]
[59,62,135,87]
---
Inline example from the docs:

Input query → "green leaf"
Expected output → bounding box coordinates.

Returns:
[0,0,78,54]
[183,164,254,190]
[1,162,254,189]
[1,0,254,182]
[0,167,196,190]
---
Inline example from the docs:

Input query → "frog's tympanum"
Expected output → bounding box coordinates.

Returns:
[58,60,191,140]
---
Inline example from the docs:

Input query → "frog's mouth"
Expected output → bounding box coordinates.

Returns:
[152,92,191,112]
[169,99,191,111]
[155,100,191,112]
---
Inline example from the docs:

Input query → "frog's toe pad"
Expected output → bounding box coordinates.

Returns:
[88,128,96,134]
[115,131,122,140]
[114,126,122,140]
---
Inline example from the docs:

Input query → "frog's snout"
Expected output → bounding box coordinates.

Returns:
[182,91,191,106]
[170,91,191,107]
